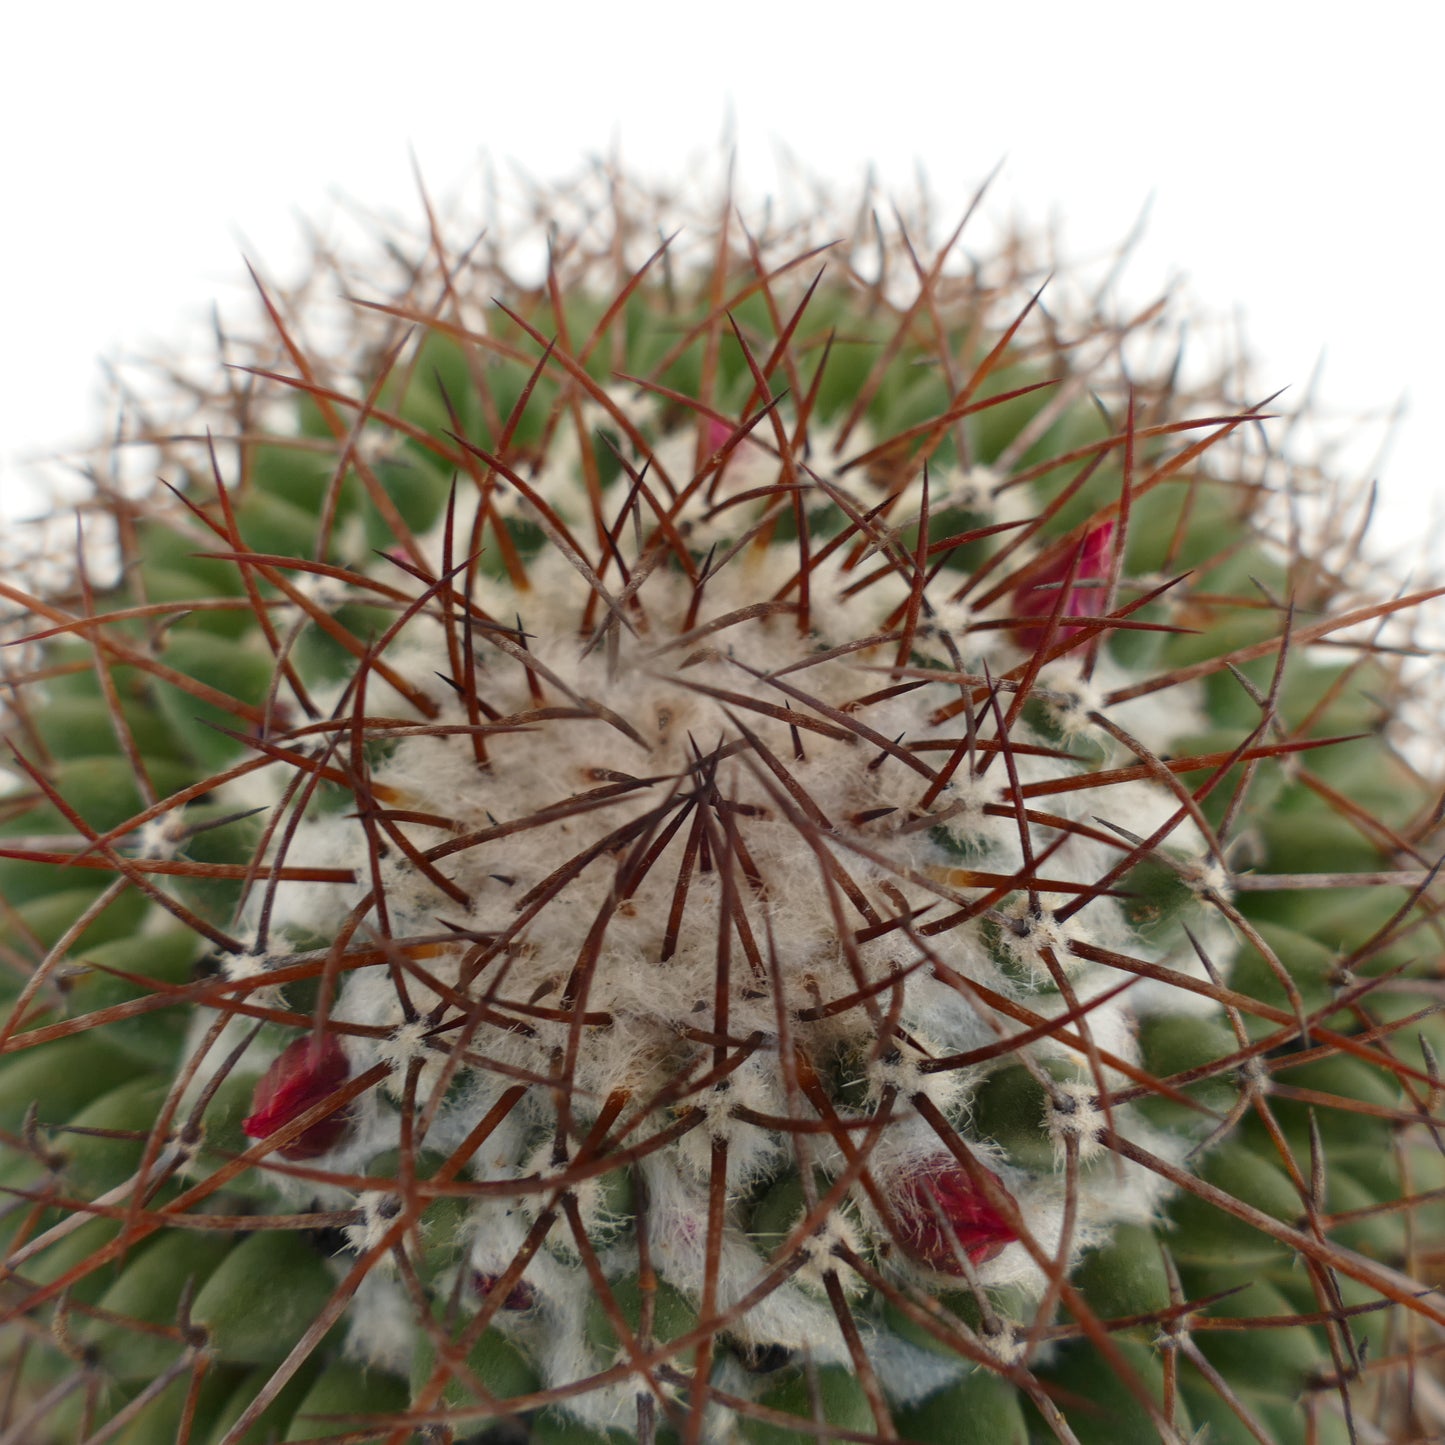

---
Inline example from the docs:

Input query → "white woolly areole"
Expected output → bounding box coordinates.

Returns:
[344,1270,417,1375]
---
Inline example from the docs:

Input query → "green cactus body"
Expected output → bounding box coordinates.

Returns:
[1,167,1441,1443]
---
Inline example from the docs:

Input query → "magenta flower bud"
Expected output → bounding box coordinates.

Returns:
[242,1033,354,1160]
[1011,522,1114,650]
[893,1155,1020,1273]
[704,415,734,453]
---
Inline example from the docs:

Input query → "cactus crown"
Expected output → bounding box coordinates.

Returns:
[1,165,1442,1445]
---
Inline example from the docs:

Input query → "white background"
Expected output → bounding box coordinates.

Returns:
[3,2,1440,554]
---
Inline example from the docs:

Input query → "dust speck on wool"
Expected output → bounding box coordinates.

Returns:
[1045,1079,1108,1162]
[343,1187,404,1258]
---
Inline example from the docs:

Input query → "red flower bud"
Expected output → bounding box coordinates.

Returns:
[472,1271,537,1312]
[1011,522,1114,651]
[242,1033,354,1160]
[892,1154,1020,1274]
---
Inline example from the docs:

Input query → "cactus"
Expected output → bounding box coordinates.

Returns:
[2,164,1442,1445]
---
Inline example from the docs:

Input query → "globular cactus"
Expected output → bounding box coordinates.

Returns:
[2,165,1443,1445]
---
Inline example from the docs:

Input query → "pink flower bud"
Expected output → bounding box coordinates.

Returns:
[1011,522,1114,651]
[892,1155,1020,1273]
[703,415,735,454]
[242,1033,354,1160]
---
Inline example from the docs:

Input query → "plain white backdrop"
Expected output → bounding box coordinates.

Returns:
[2,2,1440,553]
